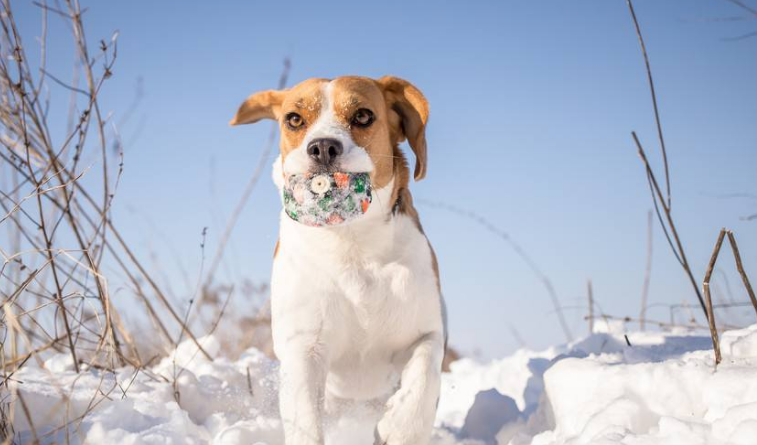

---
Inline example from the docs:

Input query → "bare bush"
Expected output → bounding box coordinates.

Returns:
[0,1,220,440]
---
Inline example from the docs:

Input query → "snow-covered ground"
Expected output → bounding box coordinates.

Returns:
[8,323,757,444]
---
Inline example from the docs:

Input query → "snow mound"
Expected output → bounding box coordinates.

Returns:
[7,326,757,444]
[437,325,757,445]
[10,336,281,445]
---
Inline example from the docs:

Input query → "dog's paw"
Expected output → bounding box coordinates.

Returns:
[373,427,387,445]
[373,395,433,445]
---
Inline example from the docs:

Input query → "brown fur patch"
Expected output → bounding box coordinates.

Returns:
[377,76,430,181]
[428,242,441,293]
[277,78,328,163]
[388,147,424,231]
[442,346,460,372]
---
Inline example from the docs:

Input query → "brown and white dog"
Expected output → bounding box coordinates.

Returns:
[231,76,446,445]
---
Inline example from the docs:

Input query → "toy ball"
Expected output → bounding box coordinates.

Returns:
[282,172,372,227]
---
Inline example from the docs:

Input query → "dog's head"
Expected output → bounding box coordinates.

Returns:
[230,76,429,191]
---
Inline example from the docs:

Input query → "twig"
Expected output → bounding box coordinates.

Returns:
[39,68,88,96]
[587,279,594,334]
[16,391,39,445]
[508,325,527,349]
[627,0,671,208]
[631,133,707,316]
[640,209,653,330]
[583,313,729,332]
[625,0,707,319]
[722,30,757,41]
[417,198,573,342]
[703,229,726,365]
[725,0,757,17]
[725,230,757,317]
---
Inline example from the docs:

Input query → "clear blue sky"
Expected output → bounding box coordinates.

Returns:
[14,0,757,358]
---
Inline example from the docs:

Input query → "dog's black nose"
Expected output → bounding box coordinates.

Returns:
[307,138,343,165]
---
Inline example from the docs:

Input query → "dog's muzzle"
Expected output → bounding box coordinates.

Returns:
[282,172,372,226]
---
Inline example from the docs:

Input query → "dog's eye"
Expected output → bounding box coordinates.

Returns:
[285,113,304,130]
[352,109,374,128]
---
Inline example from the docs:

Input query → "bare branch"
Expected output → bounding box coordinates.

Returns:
[725,230,757,317]
[640,209,653,331]
[627,0,672,208]
[703,229,726,365]
[417,198,574,342]
[631,132,707,316]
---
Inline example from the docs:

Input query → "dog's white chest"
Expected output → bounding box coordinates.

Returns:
[272,209,440,334]
[333,257,415,329]
[271,205,443,401]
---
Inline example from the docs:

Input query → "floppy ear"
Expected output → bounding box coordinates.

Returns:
[229,90,285,126]
[377,76,430,181]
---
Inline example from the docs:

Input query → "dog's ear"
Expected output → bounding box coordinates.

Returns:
[377,76,430,181]
[230,90,285,126]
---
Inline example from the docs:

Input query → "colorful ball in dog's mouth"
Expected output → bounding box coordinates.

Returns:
[282,172,372,227]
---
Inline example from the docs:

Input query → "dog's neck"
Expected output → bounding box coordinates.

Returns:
[278,177,406,261]
[272,150,424,260]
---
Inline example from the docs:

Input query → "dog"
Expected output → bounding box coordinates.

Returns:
[231,76,446,445]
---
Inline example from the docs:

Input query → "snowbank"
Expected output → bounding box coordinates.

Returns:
[439,324,757,445]
[7,325,757,444]
[528,327,757,445]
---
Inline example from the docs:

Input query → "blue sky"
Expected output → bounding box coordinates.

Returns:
[13,0,757,358]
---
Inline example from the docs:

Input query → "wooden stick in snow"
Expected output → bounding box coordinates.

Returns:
[725,230,757,318]
[703,229,726,365]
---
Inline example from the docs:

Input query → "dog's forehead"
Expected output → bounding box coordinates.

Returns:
[282,77,384,111]
[330,77,385,109]
[281,78,328,109]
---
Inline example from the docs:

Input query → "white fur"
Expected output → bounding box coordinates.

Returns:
[271,81,445,445]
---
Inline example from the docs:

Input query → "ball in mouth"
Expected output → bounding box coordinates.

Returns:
[282,172,372,227]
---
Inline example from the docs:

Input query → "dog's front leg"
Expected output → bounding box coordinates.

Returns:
[279,341,327,445]
[375,332,444,445]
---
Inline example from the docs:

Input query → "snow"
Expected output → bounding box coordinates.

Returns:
[8,325,757,444]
